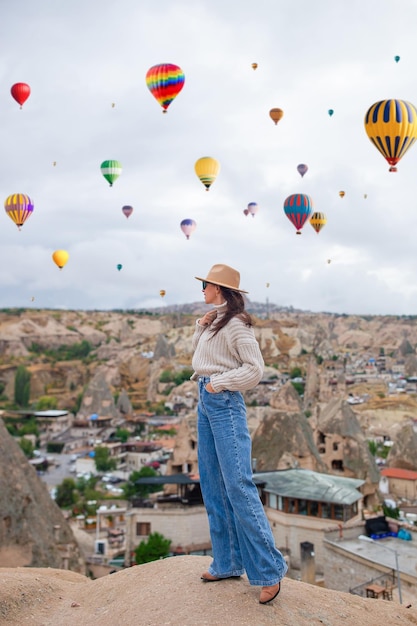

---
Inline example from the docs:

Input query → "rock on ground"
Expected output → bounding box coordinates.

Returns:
[0,556,416,626]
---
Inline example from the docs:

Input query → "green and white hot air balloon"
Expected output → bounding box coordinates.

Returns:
[100,160,122,187]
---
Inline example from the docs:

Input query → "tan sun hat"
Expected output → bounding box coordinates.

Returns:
[195,263,248,293]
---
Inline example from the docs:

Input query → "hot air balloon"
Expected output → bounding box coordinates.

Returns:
[52,250,69,270]
[394,55,400,63]
[4,194,34,230]
[297,164,308,178]
[159,289,166,298]
[252,63,258,70]
[180,218,197,239]
[364,193,368,199]
[11,82,31,108]
[269,108,284,125]
[310,211,327,234]
[364,99,417,172]
[146,63,185,113]
[117,263,123,271]
[122,205,133,218]
[195,157,220,191]
[100,160,122,186]
[247,202,259,217]
[339,191,345,198]
[243,209,249,216]
[328,109,334,117]
[283,193,313,235]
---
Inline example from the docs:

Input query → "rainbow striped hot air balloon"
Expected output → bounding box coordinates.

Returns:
[364,99,417,172]
[100,160,122,186]
[283,193,313,234]
[146,63,185,113]
[4,193,34,230]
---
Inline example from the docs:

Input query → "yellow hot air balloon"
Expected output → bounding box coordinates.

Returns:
[52,250,69,270]
[310,212,327,234]
[159,289,166,298]
[269,108,284,125]
[251,62,258,70]
[194,157,220,191]
[364,99,417,172]
[339,191,345,198]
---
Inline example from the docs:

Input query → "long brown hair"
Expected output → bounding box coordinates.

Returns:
[209,287,253,337]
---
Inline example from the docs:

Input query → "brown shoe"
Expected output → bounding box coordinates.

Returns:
[259,582,281,604]
[201,572,241,582]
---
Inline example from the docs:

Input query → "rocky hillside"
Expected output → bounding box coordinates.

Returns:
[1,307,417,412]
[0,418,85,571]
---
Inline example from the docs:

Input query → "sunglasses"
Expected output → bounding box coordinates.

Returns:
[202,281,211,290]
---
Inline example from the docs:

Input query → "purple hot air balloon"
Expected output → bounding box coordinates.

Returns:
[297,164,308,178]
[122,205,133,218]
[180,218,197,239]
[283,193,313,234]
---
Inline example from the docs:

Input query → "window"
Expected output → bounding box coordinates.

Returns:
[136,522,151,536]
[309,501,319,517]
[321,502,332,518]
[269,493,277,509]
[331,460,344,471]
[298,499,308,515]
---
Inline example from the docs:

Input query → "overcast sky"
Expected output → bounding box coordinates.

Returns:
[2,0,417,315]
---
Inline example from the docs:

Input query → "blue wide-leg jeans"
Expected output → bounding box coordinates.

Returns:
[197,377,288,586]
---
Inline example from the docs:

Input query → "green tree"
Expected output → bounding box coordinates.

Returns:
[290,367,302,379]
[55,478,78,508]
[115,428,130,443]
[19,437,34,458]
[35,395,58,410]
[94,446,117,472]
[134,532,171,565]
[14,365,31,407]
[123,466,160,499]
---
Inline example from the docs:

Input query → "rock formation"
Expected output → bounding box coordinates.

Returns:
[0,418,84,571]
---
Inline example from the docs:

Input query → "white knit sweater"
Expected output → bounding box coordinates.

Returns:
[191,304,264,392]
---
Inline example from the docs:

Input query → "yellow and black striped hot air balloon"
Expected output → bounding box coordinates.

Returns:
[310,211,327,234]
[195,157,220,191]
[364,99,417,172]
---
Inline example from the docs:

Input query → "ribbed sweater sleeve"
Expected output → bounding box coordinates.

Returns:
[191,316,264,392]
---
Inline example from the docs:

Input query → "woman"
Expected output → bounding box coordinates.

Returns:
[191,263,288,604]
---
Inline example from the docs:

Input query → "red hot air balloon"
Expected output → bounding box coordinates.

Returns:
[146,63,185,113]
[122,205,133,218]
[11,83,31,108]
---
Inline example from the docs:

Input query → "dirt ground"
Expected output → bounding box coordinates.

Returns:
[0,556,416,626]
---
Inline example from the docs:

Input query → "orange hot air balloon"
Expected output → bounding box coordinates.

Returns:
[159,289,166,298]
[52,250,69,269]
[269,108,284,125]
[339,191,345,198]
[251,63,258,70]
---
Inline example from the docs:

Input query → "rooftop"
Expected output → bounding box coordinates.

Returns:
[254,469,365,505]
